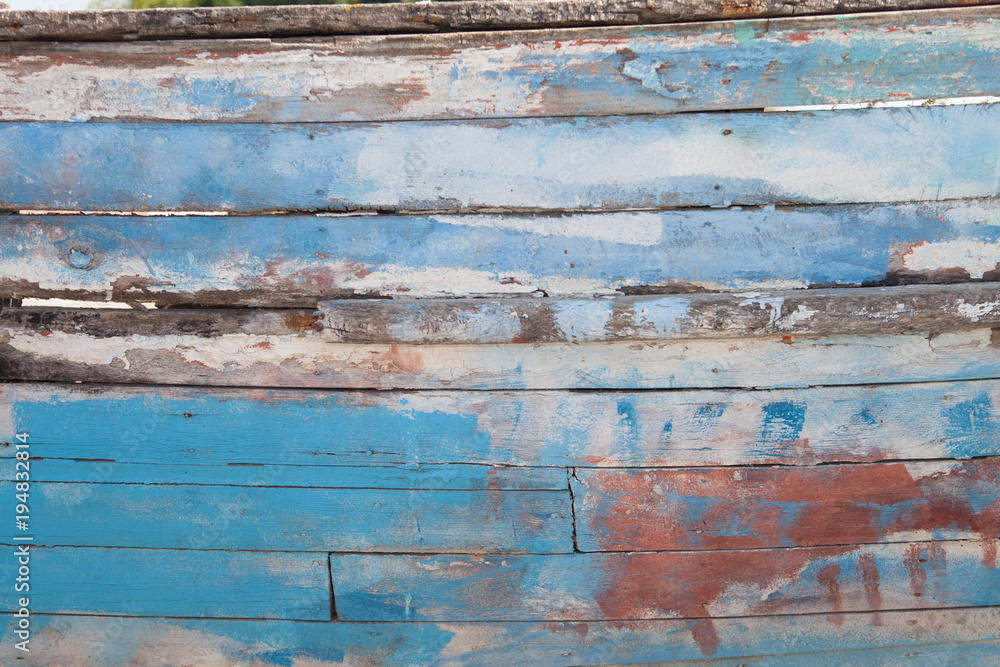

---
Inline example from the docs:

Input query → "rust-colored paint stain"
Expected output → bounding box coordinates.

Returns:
[817,563,844,626]
[582,460,1000,552]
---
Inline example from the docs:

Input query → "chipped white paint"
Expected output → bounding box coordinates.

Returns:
[436,212,664,246]
[956,299,1000,322]
[901,240,1000,279]
[3,326,997,389]
[777,305,819,329]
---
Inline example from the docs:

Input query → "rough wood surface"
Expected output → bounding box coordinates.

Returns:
[3,105,997,213]
[3,313,1000,389]
[2,0,996,42]
[573,459,1000,551]
[321,284,1000,343]
[5,7,1000,122]
[2,608,996,665]
[330,540,1000,623]
[6,380,1000,468]
[6,200,1000,304]
[0,482,572,552]
[0,547,329,620]
[1,460,567,490]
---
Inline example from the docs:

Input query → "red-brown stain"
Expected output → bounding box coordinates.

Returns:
[816,564,843,626]
[584,461,999,655]
[247,341,273,351]
[857,553,882,611]
[903,543,947,598]
[284,312,321,332]
[360,345,425,374]
[583,461,1000,552]
[592,547,850,656]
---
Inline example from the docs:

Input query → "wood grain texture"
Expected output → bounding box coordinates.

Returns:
[6,8,1000,122]
[330,540,1000,624]
[5,378,1000,469]
[2,608,997,665]
[0,547,329,620]
[0,482,572,552]
[573,459,1000,551]
[0,460,567,491]
[667,639,1000,666]
[1,0,994,42]
[321,284,1000,343]
[7,200,1000,304]
[3,315,1000,389]
[3,105,998,213]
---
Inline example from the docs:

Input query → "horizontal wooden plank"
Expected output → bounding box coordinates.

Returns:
[0,460,566,490]
[573,459,1000,551]
[321,284,1000,343]
[670,640,1000,666]
[2,0,992,42]
[2,105,997,213]
[2,608,997,665]
[0,482,572,552]
[3,315,1000,388]
[0,547,328,620]
[4,378,1000,468]
[6,8,1000,122]
[331,540,1000,623]
[7,200,1000,304]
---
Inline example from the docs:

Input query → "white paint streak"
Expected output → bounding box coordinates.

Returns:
[901,240,1000,279]
[434,212,664,246]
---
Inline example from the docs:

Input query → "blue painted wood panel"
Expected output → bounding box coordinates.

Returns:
[2,105,997,212]
[5,381,1000,468]
[330,541,1000,622]
[6,200,1000,302]
[3,608,997,665]
[0,460,566,490]
[5,8,1000,122]
[0,482,572,552]
[0,547,329,620]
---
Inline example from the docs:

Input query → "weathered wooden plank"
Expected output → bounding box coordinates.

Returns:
[1,0,992,42]
[3,315,1000,389]
[573,459,1000,551]
[7,200,1000,304]
[0,482,572,552]
[0,547,328,620]
[330,540,1000,626]
[7,8,1000,122]
[2,609,997,665]
[3,105,997,213]
[321,285,1000,343]
[0,459,566,490]
[666,640,1000,666]
[5,377,1000,468]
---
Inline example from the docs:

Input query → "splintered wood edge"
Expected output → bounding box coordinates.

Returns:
[1,0,998,41]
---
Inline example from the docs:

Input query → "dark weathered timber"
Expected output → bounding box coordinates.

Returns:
[322,283,1000,343]
[0,307,322,338]
[2,0,997,41]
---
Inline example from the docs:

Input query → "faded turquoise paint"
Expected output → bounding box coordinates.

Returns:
[2,105,998,212]
[330,541,1000,621]
[0,482,572,552]
[7,199,1000,301]
[0,460,566,490]
[8,8,1000,122]
[6,609,999,666]
[0,548,329,619]
[4,381,1000,468]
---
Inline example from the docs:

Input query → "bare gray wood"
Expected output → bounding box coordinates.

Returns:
[1,0,996,42]
[322,283,1000,343]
